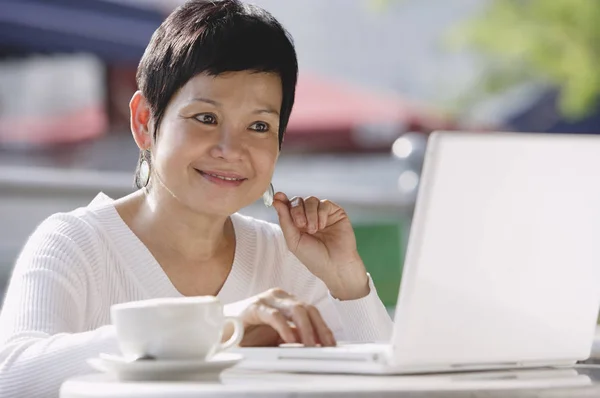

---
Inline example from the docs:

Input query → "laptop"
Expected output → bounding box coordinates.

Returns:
[235,131,600,374]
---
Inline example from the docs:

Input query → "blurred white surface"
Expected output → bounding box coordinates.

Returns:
[59,366,600,398]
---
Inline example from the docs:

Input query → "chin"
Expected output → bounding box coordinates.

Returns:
[175,179,262,215]
[182,196,246,217]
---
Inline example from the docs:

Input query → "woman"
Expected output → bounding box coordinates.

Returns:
[0,1,393,396]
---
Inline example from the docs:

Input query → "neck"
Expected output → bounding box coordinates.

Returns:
[116,188,233,263]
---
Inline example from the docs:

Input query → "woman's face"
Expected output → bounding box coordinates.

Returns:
[145,71,282,216]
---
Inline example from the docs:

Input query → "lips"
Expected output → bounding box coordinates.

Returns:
[195,169,247,186]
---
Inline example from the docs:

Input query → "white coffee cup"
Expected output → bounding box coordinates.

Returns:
[111,296,243,361]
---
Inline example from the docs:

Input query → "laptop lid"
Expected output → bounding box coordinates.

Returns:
[391,131,600,368]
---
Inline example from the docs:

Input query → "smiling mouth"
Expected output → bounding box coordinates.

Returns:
[195,169,247,182]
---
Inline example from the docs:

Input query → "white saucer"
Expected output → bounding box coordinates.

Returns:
[87,352,243,382]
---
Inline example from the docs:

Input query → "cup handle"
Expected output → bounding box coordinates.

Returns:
[218,316,244,352]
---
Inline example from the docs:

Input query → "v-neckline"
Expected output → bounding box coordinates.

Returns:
[89,193,243,300]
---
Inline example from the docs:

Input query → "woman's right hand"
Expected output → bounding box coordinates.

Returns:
[227,288,337,347]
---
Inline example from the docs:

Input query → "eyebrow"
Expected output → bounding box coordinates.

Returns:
[189,97,280,117]
[189,97,221,106]
[253,107,280,117]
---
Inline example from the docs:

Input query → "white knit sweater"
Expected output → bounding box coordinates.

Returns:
[0,193,393,397]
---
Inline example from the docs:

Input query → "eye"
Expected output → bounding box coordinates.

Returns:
[194,113,217,125]
[250,121,270,133]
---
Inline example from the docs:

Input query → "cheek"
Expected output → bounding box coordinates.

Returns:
[251,143,279,180]
[155,121,198,160]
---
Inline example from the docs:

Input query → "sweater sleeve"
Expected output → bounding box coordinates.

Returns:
[0,215,120,398]
[324,274,394,342]
[311,273,394,343]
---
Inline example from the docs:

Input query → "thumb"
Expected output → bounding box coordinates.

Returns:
[273,192,300,247]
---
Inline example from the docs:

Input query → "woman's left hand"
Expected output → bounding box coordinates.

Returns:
[273,192,370,300]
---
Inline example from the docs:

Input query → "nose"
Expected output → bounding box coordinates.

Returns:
[209,125,244,161]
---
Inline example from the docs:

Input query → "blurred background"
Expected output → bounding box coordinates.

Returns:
[0,0,599,309]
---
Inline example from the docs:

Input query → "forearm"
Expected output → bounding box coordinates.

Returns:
[0,326,120,398]
[323,257,371,301]
[327,270,370,301]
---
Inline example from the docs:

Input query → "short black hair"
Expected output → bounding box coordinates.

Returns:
[134,0,298,188]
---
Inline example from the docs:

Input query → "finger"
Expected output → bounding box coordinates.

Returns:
[255,303,297,344]
[304,197,320,234]
[286,304,316,347]
[321,199,349,226]
[288,196,307,229]
[306,305,336,347]
[317,199,332,230]
[288,325,302,344]
[273,191,289,204]
[272,193,300,244]
[240,324,281,347]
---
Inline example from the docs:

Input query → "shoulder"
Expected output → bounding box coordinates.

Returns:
[31,209,100,246]
[16,194,114,270]
[32,201,107,247]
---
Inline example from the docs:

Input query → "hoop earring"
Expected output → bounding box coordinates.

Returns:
[263,183,274,207]
[139,158,150,188]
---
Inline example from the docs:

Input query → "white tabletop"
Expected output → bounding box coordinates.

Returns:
[60,365,600,398]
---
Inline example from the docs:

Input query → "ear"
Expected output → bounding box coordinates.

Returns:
[130,91,153,150]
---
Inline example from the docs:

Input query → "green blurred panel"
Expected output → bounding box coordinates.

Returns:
[353,222,403,307]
